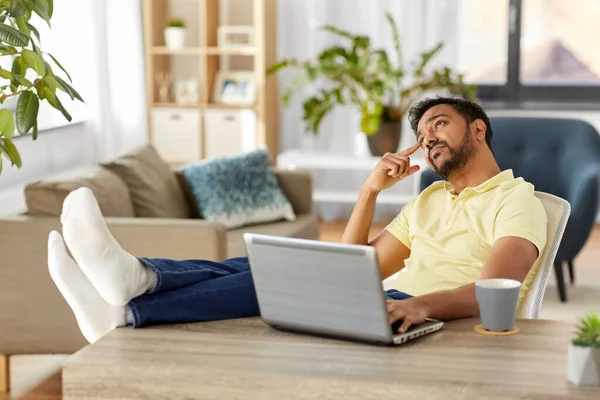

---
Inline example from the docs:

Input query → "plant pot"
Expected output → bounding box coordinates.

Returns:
[164,27,186,49]
[366,121,402,157]
[567,343,600,386]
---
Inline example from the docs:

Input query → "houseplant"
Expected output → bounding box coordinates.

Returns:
[0,0,84,175]
[164,17,186,50]
[567,313,600,386]
[267,11,477,156]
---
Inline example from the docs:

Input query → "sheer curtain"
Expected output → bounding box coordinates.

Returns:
[275,0,462,220]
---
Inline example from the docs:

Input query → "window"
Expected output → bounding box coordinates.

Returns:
[457,0,600,104]
[0,0,89,132]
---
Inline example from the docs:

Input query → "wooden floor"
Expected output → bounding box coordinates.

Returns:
[4,222,600,400]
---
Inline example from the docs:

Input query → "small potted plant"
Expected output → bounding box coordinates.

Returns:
[165,17,186,49]
[567,313,600,386]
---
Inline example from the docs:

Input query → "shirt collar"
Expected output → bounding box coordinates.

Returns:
[443,169,514,196]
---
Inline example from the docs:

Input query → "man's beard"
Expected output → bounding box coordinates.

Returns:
[429,129,477,180]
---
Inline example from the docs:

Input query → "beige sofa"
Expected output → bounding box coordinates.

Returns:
[0,146,318,364]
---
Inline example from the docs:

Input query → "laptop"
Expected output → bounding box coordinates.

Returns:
[243,233,444,346]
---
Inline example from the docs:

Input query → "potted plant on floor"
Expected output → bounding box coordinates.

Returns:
[567,313,600,386]
[164,17,186,49]
[267,12,477,157]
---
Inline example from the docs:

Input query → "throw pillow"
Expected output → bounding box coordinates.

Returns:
[183,149,296,229]
[101,145,195,218]
[24,166,136,217]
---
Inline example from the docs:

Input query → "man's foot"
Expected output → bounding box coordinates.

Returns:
[61,187,155,305]
[48,230,126,343]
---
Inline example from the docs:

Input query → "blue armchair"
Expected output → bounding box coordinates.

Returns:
[419,117,600,302]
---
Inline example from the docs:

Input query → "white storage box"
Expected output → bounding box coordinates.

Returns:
[151,108,202,164]
[204,109,257,159]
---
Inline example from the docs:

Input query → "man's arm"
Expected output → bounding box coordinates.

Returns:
[341,145,421,279]
[388,236,540,332]
[340,188,412,280]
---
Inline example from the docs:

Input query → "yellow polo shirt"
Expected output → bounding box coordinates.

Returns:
[385,169,547,305]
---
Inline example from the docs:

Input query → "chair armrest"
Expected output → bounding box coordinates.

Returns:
[0,215,227,355]
[274,169,313,214]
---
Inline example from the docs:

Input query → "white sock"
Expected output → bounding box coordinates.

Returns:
[61,187,156,306]
[48,230,126,343]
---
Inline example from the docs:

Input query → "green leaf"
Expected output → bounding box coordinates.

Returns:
[26,22,40,43]
[321,25,356,41]
[55,75,83,102]
[0,45,18,54]
[16,91,38,134]
[2,137,21,167]
[31,121,37,139]
[0,108,15,138]
[9,0,27,18]
[48,53,72,82]
[31,0,51,26]
[0,68,12,80]
[46,91,71,122]
[16,16,30,37]
[333,87,344,104]
[0,146,3,173]
[11,55,26,76]
[21,49,45,75]
[0,142,15,166]
[0,23,29,46]
[266,59,294,74]
[385,11,403,69]
[12,73,31,87]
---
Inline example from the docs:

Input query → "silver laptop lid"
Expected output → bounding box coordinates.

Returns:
[244,233,393,344]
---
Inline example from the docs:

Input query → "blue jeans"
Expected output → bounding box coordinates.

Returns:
[128,257,413,328]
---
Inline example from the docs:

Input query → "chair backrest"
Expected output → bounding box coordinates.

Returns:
[518,192,571,319]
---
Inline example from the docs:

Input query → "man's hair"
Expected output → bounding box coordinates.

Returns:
[407,97,493,149]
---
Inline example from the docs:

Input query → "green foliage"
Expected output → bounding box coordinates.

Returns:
[572,313,600,348]
[267,11,477,136]
[166,17,185,28]
[0,0,83,174]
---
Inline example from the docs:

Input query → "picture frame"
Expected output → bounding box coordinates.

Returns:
[212,71,256,105]
[217,26,254,48]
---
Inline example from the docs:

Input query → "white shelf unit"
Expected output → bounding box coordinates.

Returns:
[276,150,428,205]
[141,0,279,165]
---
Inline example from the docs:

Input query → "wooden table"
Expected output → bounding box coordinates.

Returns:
[62,317,600,399]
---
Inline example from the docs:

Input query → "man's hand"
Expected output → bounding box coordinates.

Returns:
[364,143,421,193]
[387,298,427,333]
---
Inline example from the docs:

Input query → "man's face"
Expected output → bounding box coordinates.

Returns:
[415,104,478,180]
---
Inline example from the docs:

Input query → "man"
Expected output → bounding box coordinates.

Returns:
[48,97,547,344]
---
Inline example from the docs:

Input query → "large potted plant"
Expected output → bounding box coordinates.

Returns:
[267,12,476,156]
[567,313,600,386]
[0,0,83,175]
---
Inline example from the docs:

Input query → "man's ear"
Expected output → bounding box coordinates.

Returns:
[472,119,487,142]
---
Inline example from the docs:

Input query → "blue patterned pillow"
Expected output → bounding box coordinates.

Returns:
[182,150,296,229]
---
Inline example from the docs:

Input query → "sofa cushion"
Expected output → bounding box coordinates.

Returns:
[226,213,319,257]
[182,149,296,229]
[102,145,194,218]
[24,166,135,217]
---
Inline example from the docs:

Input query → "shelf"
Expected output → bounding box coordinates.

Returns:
[313,191,414,205]
[205,47,257,55]
[151,47,257,56]
[277,150,427,171]
[203,103,256,110]
[152,103,201,109]
[152,47,203,55]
